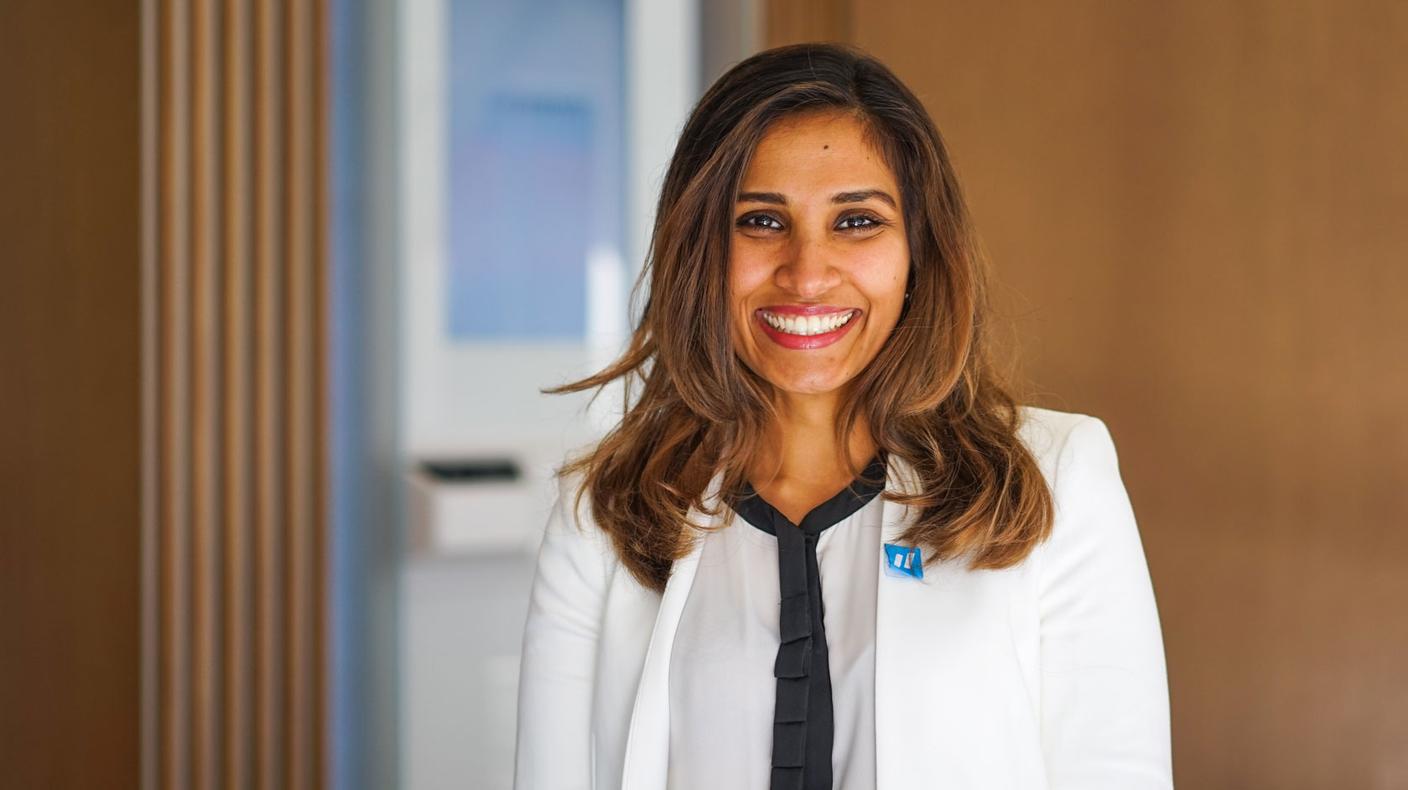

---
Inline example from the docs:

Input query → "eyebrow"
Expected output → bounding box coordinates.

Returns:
[736,189,898,209]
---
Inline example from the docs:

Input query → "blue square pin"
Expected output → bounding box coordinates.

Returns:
[883,543,923,580]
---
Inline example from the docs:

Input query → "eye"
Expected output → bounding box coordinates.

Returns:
[836,212,885,232]
[736,212,784,233]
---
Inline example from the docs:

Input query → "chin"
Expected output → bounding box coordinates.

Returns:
[767,368,853,396]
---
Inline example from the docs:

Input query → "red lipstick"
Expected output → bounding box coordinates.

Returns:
[754,306,861,350]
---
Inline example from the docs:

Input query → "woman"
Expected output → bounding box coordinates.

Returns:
[515,43,1171,790]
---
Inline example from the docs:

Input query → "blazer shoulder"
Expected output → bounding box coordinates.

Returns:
[1019,407,1147,586]
[540,464,621,574]
[1015,405,1105,480]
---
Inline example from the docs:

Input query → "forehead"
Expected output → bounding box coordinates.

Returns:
[741,109,897,193]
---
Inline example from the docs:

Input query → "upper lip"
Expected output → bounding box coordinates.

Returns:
[757,304,860,316]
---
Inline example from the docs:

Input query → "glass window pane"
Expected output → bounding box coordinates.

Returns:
[446,0,625,341]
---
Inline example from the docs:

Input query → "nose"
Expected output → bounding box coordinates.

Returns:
[774,233,842,298]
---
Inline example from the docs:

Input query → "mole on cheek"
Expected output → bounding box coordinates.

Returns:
[823,144,830,150]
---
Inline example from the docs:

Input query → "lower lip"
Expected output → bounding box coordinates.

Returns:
[755,310,861,350]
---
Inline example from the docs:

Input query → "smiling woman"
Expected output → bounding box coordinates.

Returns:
[519,42,1171,790]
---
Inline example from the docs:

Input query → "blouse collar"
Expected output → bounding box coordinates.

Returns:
[724,451,889,536]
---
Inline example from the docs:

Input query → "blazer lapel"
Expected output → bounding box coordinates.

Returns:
[618,470,724,790]
[874,454,930,788]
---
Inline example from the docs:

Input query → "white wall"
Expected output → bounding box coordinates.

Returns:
[402,553,536,790]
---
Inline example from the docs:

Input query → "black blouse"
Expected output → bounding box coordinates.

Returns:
[723,453,888,790]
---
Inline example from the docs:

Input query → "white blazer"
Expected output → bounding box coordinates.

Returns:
[514,406,1172,789]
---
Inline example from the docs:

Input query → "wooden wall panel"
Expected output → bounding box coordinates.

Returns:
[764,0,852,48]
[146,0,329,788]
[0,3,144,787]
[1,1,328,786]
[770,2,1408,788]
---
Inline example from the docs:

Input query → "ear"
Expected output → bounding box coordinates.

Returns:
[898,262,916,318]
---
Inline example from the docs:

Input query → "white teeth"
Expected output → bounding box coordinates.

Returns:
[760,310,857,336]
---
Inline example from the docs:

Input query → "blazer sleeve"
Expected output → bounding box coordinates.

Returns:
[1036,415,1173,789]
[513,473,613,790]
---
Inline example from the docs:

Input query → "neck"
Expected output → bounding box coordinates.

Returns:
[751,390,877,491]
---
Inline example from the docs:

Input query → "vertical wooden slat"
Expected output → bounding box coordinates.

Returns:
[145,0,327,786]
[284,1,317,787]
[253,0,286,785]
[142,0,161,785]
[223,1,255,787]
[158,2,193,790]
[191,0,224,786]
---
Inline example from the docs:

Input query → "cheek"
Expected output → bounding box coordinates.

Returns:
[728,249,773,311]
[852,246,910,312]
[729,246,773,284]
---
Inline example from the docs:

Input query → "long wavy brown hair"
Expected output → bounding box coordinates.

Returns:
[543,42,1053,593]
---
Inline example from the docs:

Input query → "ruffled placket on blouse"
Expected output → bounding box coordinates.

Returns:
[726,454,887,790]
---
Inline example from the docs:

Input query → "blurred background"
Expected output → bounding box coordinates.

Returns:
[2,1,1405,789]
